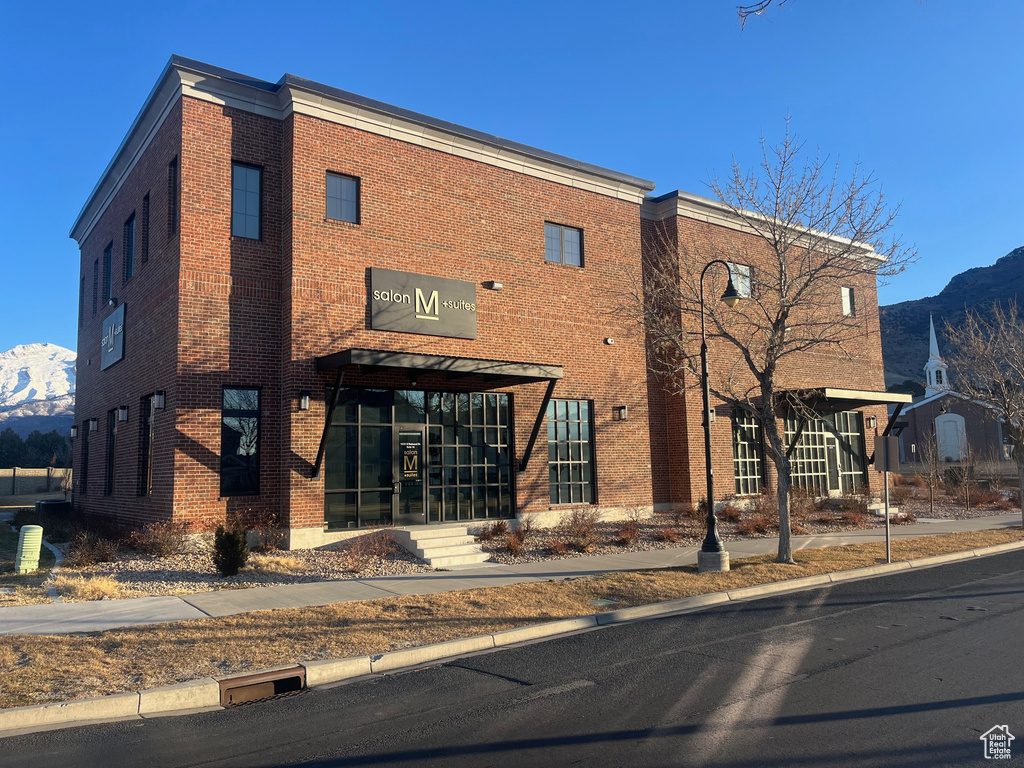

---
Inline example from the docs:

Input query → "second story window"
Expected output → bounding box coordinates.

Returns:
[102,243,113,303]
[123,213,135,283]
[727,262,753,297]
[326,172,360,223]
[92,259,98,316]
[842,286,856,317]
[545,223,583,266]
[231,163,262,240]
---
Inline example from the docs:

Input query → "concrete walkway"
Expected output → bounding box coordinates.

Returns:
[1,513,1020,636]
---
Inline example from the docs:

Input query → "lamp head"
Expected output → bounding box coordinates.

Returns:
[720,277,742,308]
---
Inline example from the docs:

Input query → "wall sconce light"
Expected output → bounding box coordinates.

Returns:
[616,405,628,421]
[154,391,166,410]
[117,405,129,422]
[604,338,615,345]
[108,297,117,307]
[865,415,877,429]
[70,425,78,439]
[483,280,503,291]
[299,390,311,411]
[88,418,98,432]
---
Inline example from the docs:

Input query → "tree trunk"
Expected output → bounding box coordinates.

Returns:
[762,414,795,564]
[1015,444,1024,529]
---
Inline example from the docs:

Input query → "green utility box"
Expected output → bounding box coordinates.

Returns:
[15,525,43,574]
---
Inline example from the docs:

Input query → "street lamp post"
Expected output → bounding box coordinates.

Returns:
[698,259,742,573]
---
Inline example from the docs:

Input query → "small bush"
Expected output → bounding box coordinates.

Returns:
[910,474,928,489]
[128,520,190,558]
[971,489,1004,506]
[560,507,600,552]
[517,514,535,539]
[544,540,569,556]
[791,522,810,535]
[213,524,249,577]
[717,504,742,523]
[892,511,918,525]
[750,493,781,528]
[655,526,679,543]
[491,520,509,537]
[247,554,303,575]
[789,488,816,522]
[839,510,867,527]
[888,484,915,506]
[64,532,120,568]
[50,574,122,601]
[478,520,510,542]
[736,515,772,536]
[505,529,526,556]
[477,525,496,542]
[345,529,397,572]
[615,520,639,546]
[249,510,286,553]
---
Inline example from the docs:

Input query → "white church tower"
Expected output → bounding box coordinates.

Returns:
[924,314,950,397]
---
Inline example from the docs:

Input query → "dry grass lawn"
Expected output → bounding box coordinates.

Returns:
[50,574,123,601]
[1,527,1022,710]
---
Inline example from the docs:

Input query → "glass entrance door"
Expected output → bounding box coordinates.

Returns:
[394,426,426,525]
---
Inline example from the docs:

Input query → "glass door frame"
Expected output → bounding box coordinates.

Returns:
[393,423,427,526]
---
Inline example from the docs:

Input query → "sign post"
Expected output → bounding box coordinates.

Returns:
[874,435,900,563]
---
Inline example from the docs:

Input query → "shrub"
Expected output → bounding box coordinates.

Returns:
[491,519,509,537]
[346,529,396,571]
[911,474,927,489]
[64,532,120,568]
[839,510,867,527]
[560,507,600,552]
[668,504,699,526]
[478,520,510,542]
[750,493,781,528]
[50,574,122,601]
[476,525,496,542]
[247,554,303,575]
[789,488,816,522]
[517,514,535,539]
[505,529,526,556]
[128,520,190,558]
[249,510,286,553]
[615,520,639,546]
[544,540,569,556]
[655,526,679,543]
[213,524,249,577]
[736,515,772,536]
[892,511,917,525]
[888,484,915,506]
[971,489,1004,506]
[12,507,82,543]
[717,504,741,523]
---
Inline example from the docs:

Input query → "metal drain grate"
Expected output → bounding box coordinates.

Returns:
[219,666,306,707]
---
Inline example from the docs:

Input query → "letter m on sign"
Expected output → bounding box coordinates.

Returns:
[415,289,439,320]
[404,454,418,471]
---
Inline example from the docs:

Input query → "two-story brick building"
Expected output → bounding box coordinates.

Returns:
[70,57,903,547]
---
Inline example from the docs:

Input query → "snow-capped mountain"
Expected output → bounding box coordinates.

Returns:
[0,343,76,437]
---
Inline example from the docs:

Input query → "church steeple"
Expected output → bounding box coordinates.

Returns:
[924,314,950,396]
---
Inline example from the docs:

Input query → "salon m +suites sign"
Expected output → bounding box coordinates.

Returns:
[369,267,477,340]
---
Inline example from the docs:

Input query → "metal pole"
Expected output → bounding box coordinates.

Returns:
[700,261,723,554]
[884,468,891,564]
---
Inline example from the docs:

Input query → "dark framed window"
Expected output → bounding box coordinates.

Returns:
[92,259,99,316]
[231,163,262,240]
[79,277,85,328]
[727,262,753,298]
[732,412,763,496]
[104,410,117,496]
[547,399,595,504]
[842,286,856,317]
[141,193,150,264]
[544,222,583,266]
[139,394,154,495]
[123,213,136,283]
[326,172,360,223]
[167,157,178,237]
[80,423,89,495]
[102,243,113,303]
[221,387,261,496]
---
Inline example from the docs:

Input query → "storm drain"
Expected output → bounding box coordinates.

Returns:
[219,666,306,707]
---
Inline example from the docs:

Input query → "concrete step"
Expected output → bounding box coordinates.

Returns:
[411,535,477,550]
[417,543,483,559]
[425,552,492,568]
[394,526,469,543]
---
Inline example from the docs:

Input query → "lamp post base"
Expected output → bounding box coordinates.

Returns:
[697,550,730,573]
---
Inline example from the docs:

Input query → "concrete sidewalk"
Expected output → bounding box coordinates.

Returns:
[2,513,1020,636]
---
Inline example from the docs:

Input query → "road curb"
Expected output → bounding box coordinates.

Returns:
[3,537,1023,737]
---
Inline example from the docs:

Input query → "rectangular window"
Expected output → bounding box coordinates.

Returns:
[727,262,754,298]
[547,399,595,504]
[167,157,178,237]
[221,387,261,496]
[102,243,113,303]
[842,286,856,317]
[139,395,155,495]
[326,172,360,223]
[92,259,99,316]
[79,277,85,328]
[141,193,150,264]
[104,410,117,496]
[544,222,583,266]
[732,413,763,495]
[80,423,89,495]
[231,163,262,239]
[123,213,135,283]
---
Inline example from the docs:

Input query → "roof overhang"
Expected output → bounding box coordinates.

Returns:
[782,388,913,412]
[315,348,563,389]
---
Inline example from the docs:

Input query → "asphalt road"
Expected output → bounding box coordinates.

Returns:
[4,552,1024,767]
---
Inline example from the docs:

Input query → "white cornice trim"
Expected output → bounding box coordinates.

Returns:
[641,190,883,261]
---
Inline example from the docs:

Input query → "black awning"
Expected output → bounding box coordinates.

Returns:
[781,387,913,412]
[315,348,564,389]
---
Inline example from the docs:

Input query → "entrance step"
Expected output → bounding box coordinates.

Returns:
[390,526,491,568]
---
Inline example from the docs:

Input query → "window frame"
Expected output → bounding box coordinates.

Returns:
[546,399,597,505]
[841,286,857,317]
[220,386,262,497]
[325,171,361,224]
[104,409,117,496]
[139,394,155,496]
[732,411,764,496]
[141,193,150,264]
[102,243,113,304]
[123,212,136,284]
[727,262,754,298]
[92,259,99,316]
[231,162,263,240]
[79,422,89,495]
[167,157,178,238]
[544,222,584,267]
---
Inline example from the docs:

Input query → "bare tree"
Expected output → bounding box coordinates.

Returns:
[737,0,790,28]
[635,127,915,563]
[915,426,942,518]
[944,302,1024,525]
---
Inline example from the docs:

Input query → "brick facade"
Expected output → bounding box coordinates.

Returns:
[70,57,898,545]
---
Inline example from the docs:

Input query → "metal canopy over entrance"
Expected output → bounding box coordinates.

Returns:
[313,349,564,482]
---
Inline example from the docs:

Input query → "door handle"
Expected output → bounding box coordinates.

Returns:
[392,481,402,493]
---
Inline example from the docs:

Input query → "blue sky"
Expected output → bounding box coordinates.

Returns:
[1,0,1021,353]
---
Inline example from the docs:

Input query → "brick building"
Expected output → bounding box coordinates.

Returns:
[70,57,903,547]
